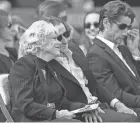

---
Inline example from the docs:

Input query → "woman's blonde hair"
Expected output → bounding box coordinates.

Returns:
[18,17,64,58]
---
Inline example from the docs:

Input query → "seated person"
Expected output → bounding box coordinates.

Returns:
[48,19,140,122]
[0,10,17,74]
[9,17,100,122]
[87,0,140,117]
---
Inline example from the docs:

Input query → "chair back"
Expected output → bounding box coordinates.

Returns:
[0,74,10,105]
[0,74,14,122]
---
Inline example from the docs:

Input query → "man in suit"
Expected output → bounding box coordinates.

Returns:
[87,0,140,115]
[48,28,140,122]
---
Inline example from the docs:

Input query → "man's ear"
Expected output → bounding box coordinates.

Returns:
[103,18,110,30]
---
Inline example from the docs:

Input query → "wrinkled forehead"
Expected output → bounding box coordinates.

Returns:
[85,13,100,23]
[117,16,132,26]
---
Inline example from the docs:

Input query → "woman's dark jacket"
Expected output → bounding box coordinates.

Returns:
[9,54,84,122]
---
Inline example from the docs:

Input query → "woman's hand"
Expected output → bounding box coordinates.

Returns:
[56,110,76,119]
[82,107,104,123]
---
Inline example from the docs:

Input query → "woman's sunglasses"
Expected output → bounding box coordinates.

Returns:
[56,30,71,42]
[84,22,99,29]
[113,21,132,30]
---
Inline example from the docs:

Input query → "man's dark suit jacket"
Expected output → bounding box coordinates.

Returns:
[9,54,84,122]
[49,40,115,105]
[87,38,140,108]
[118,45,140,76]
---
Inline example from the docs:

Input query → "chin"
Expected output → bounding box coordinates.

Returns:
[88,35,96,40]
[55,52,61,57]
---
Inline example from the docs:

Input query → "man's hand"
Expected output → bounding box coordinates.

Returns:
[82,107,105,123]
[127,29,140,56]
[115,101,137,116]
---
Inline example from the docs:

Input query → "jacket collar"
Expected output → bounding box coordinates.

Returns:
[94,38,140,81]
[49,59,81,86]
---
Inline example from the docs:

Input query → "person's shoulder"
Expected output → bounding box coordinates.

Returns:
[5,47,18,61]
[14,54,36,69]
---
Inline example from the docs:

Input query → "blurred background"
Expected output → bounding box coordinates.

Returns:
[5,0,140,32]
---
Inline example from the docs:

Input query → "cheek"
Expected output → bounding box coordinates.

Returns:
[95,28,99,32]
[115,30,124,38]
[85,29,89,33]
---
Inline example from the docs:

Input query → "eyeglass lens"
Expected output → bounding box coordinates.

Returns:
[84,22,99,29]
[56,31,70,42]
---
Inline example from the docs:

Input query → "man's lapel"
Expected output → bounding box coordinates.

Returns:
[49,59,81,86]
[69,41,97,91]
[118,46,140,81]
[69,40,89,71]
[94,38,139,81]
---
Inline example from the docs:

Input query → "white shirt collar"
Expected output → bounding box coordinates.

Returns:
[55,49,73,62]
[96,35,116,50]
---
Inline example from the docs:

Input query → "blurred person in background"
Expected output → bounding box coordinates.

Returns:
[0,0,12,13]
[35,0,81,44]
[10,15,26,51]
[79,12,100,56]
[0,9,15,122]
[83,0,95,12]
[84,12,100,45]
[0,9,16,74]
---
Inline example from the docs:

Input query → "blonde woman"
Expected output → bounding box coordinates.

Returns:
[9,17,87,122]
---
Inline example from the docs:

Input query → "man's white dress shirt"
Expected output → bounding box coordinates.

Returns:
[55,49,118,108]
[96,35,136,77]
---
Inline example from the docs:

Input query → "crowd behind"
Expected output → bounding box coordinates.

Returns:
[1,0,140,122]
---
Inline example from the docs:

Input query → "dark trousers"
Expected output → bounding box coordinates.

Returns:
[100,109,140,122]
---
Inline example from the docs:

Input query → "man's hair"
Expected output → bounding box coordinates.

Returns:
[99,0,136,31]
[36,0,67,19]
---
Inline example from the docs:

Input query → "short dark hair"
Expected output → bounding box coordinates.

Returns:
[99,0,136,31]
[41,16,71,32]
[36,0,67,19]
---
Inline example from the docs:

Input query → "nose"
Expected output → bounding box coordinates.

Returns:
[90,24,94,30]
[122,28,129,36]
[61,36,67,44]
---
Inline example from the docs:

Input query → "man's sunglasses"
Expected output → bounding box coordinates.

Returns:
[56,30,71,42]
[84,22,99,29]
[113,21,132,30]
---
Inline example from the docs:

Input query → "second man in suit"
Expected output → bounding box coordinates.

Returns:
[87,0,140,116]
